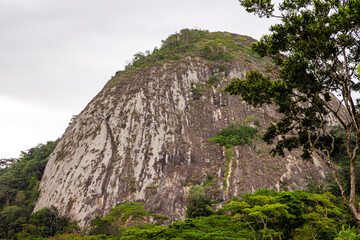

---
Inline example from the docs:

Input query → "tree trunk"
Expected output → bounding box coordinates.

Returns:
[356,219,360,232]
[347,203,360,232]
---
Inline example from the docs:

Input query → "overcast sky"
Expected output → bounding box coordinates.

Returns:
[0,0,279,159]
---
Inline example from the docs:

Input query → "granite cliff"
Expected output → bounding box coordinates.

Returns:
[34,30,331,228]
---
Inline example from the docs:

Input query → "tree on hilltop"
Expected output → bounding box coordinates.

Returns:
[225,0,360,229]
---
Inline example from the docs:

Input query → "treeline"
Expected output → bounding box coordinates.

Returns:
[0,140,79,239]
[57,188,359,240]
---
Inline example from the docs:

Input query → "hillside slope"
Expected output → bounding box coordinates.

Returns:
[34,30,329,227]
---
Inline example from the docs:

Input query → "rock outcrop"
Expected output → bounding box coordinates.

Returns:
[34,30,329,228]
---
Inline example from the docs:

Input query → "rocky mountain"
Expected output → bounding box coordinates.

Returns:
[34,29,330,228]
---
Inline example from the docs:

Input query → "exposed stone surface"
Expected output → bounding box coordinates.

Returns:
[34,32,331,228]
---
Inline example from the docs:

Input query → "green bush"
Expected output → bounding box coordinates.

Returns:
[207,75,219,86]
[215,64,229,76]
[204,174,214,186]
[186,185,212,218]
[88,202,171,237]
[191,83,202,100]
[335,225,360,240]
[120,190,353,240]
[89,202,147,236]
[209,123,258,148]
[89,216,118,236]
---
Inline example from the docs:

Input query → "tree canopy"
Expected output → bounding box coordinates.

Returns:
[0,140,79,239]
[225,0,360,229]
[119,190,352,240]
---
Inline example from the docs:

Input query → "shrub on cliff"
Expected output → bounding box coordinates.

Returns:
[209,123,258,148]
[186,185,212,218]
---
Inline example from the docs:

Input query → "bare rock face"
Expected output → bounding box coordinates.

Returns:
[34,31,328,228]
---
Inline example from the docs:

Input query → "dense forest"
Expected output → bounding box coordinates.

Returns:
[0,140,79,239]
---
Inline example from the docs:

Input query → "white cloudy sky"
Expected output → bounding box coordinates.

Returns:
[0,0,278,158]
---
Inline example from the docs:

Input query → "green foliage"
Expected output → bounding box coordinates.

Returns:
[190,66,227,99]
[240,0,275,18]
[121,216,251,240]
[119,190,354,240]
[51,233,120,239]
[230,0,360,228]
[207,75,219,86]
[111,202,147,224]
[186,185,212,218]
[88,202,170,237]
[319,126,360,197]
[228,0,360,157]
[335,225,360,240]
[215,64,229,76]
[89,202,147,236]
[203,174,214,186]
[0,140,59,203]
[209,123,258,148]
[224,70,279,108]
[120,29,261,71]
[190,82,202,100]
[89,216,119,236]
[20,206,79,238]
[200,40,233,61]
[0,140,76,239]
[34,190,354,239]
[226,190,351,239]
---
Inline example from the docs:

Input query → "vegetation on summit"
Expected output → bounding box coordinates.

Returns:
[102,28,273,114]
[103,29,266,91]
[123,29,260,70]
